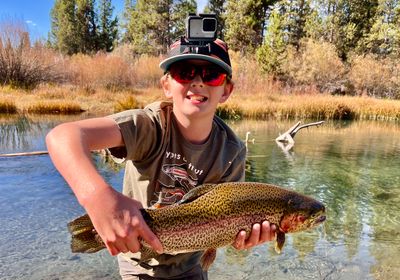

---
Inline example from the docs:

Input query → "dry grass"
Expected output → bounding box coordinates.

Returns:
[0,99,17,113]
[2,81,400,120]
[68,53,134,91]
[27,101,83,114]
[225,92,400,121]
[114,95,143,113]
[0,84,164,115]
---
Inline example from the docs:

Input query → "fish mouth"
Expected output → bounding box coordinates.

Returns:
[313,215,326,226]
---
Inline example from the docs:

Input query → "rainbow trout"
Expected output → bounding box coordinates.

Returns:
[68,182,326,270]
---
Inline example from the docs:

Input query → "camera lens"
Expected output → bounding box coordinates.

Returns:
[203,18,216,32]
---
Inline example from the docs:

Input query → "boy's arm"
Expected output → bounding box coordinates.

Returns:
[46,117,163,256]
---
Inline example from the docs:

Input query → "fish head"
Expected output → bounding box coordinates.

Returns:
[279,194,326,233]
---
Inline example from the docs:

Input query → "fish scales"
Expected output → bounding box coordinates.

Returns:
[68,182,326,269]
[145,183,293,250]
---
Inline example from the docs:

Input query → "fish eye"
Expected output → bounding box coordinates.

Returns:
[310,212,318,218]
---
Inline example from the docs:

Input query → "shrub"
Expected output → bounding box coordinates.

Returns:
[132,55,164,88]
[282,39,346,92]
[348,54,400,99]
[114,95,143,112]
[0,21,62,88]
[68,52,134,91]
[230,51,281,96]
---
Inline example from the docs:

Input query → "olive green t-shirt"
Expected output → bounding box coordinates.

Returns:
[107,101,246,277]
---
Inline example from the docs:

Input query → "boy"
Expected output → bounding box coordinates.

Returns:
[46,38,276,279]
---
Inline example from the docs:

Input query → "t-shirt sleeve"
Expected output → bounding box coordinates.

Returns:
[106,109,162,163]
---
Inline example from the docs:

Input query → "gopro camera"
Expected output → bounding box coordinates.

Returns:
[186,13,217,43]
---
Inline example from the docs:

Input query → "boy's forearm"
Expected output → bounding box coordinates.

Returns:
[46,123,113,207]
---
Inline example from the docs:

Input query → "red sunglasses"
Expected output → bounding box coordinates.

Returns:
[169,62,227,86]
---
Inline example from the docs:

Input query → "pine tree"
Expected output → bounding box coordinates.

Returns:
[318,0,379,60]
[256,6,287,74]
[225,0,278,53]
[171,0,197,41]
[50,0,78,55]
[121,0,135,42]
[361,0,400,57]
[280,0,313,50]
[127,0,173,55]
[204,0,226,39]
[49,0,61,48]
[97,0,118,52]
[76,0,97,53]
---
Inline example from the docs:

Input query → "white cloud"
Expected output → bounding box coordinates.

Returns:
[25,20,37,27]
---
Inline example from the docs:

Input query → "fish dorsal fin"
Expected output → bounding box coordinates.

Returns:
[178,183,217,204]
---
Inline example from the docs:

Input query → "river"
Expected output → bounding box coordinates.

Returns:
[0,114,399,280]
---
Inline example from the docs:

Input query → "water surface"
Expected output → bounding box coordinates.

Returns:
[0,115,399,279]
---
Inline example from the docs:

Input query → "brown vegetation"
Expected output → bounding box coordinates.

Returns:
[0,22,64,88]
[0,99,17,114]
[26,101,83,114]
[1,24,400,120]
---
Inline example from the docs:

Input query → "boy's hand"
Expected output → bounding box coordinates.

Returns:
[82,186,164,256]
[233,221,276,250]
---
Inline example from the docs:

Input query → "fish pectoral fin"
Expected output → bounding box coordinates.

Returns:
[178,184,217,204]
[200,248,217,271]
[274,230,286,254]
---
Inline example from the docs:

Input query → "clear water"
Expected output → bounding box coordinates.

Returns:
[1,115,399,280]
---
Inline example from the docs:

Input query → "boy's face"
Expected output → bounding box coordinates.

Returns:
[162,60,233,120]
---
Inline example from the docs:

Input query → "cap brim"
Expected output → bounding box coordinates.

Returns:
[159,54,232,76]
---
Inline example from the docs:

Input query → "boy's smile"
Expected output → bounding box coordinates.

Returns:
[186,93,207,103]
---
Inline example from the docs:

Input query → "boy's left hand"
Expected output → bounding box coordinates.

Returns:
[233,221,276,250]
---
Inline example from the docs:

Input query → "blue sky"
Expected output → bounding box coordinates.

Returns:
[0,0,208,41]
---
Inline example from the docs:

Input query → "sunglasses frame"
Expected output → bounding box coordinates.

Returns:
[168,62,228,86]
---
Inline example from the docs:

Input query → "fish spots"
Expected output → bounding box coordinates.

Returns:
[144,182,325,256]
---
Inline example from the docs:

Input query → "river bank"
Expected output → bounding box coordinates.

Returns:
[1,85,400,121]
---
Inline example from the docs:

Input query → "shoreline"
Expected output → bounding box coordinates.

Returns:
[1,85,400,121]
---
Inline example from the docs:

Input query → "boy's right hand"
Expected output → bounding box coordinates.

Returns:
[82,186,164,256]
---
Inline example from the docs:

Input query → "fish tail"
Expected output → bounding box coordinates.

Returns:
[67,214,105,253]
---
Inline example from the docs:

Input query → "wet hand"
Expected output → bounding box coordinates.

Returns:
[82,186,163,256]
[233,221,276,250]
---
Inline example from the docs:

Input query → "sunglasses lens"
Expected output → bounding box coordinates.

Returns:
[170,64,196,83]
[169,63,227,86]
[202,67,226,86]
